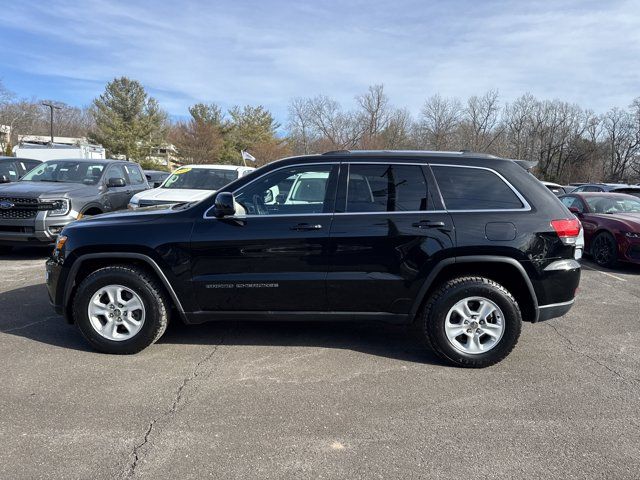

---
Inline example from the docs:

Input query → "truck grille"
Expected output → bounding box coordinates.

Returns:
[138,200,176,207]
[0,196,39,219]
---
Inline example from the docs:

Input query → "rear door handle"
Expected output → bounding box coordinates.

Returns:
[412,220,447,229]
[290,223,323,231]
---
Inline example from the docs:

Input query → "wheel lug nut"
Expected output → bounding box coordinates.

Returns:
[466,329,472,333]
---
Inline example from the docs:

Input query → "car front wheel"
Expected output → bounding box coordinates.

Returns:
[72,265,169,354]
[418,277,522,368]
[591,231,618,268]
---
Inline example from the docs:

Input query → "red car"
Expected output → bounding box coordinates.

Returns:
[559,192,640,268]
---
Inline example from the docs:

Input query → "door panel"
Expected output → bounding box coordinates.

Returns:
[190,163,339,312]
[191,215,332,311]
[327,212,454,313]
[327,162,455,313]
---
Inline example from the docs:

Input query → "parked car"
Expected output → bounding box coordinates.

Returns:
[46,150,582,367]
[571,183,640,198]
[559,192,640,267]
[143,170,170,188]
[0,158,148,252]
[540,181,566,196]
[0,156,41,183]
[129,164,255,208]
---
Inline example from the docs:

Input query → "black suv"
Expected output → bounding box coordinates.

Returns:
[46,151,582,367]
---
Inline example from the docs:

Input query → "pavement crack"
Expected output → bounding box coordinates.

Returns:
[0,316,57,333]
[545,322,640,388]
[123,339,223,478]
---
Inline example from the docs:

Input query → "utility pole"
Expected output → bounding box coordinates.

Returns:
[41,102,61,145]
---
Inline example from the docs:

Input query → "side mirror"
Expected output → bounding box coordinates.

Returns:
[107,177,126,188]
[569,207,583,217]
[0,175,10,184]
[214,192,236,218]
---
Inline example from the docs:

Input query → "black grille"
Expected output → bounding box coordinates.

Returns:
[139,200,176,207]
[0,196,39,205]
[629,245,640,260]
[0,196,39,219]
[0,210,37,219]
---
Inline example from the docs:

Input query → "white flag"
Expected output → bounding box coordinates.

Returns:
[241,150,256,162]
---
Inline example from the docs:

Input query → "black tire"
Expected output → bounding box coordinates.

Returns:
[0,246,13,255]
[418,277,522,368]
[72,265,169,354]
[591,231,618,268]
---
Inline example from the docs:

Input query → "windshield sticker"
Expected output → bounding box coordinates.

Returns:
[173,168,192,175]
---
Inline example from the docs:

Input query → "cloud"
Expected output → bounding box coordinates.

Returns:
[1,0,638,120]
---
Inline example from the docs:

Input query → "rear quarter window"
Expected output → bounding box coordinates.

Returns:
[432,166,524,210]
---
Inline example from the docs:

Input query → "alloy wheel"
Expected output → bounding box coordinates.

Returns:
[444,296,505,355]
[593,235,615,266]
[87,284,146,341]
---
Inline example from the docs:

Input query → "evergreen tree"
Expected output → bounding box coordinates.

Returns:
[89,77,167,160]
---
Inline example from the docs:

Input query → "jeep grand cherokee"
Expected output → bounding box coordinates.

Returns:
[46,151,582,367]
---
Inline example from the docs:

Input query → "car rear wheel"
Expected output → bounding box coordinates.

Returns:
[72,265,169,354]
[591,231,618,268]
[418,277,522,368]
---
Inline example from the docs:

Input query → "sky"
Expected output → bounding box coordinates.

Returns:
[1,0,639,122]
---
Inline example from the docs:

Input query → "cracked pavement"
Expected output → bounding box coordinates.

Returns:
[0,247,639,479]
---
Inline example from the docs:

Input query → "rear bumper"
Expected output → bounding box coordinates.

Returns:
[537,299,575,322]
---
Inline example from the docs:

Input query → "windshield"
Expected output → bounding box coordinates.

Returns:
[162,167,238,190]
[585,196,640,214]
[21,161,105,184]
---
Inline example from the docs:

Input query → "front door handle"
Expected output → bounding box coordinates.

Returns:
[412,220,447,229]
[290,223,323,231]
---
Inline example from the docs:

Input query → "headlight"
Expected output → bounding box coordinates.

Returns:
[624,231,640,239]
[47,199,71,217]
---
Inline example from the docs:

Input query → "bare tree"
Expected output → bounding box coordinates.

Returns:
[417,94,462,150]
[355,84,391,148]
[287,97,314,155]
[600,107,640,182]
[381,108,414,149]
[460,90,502,152]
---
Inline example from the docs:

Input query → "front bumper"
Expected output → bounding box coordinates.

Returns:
[0,212,77,245]
[46,257,65,316]
[620,235,640,264]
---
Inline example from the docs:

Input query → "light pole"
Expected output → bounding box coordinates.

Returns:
[41,102,61,145]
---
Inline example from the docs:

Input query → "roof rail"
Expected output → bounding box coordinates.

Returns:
[322,150,350,155]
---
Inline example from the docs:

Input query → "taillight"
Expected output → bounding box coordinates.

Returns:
[551,218,582,245]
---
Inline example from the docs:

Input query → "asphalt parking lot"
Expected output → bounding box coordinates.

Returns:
[0,248,639,479]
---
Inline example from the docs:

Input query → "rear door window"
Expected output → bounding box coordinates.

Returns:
[431,166,524,210]
[346,164,431,212]
[125,164,145,184]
